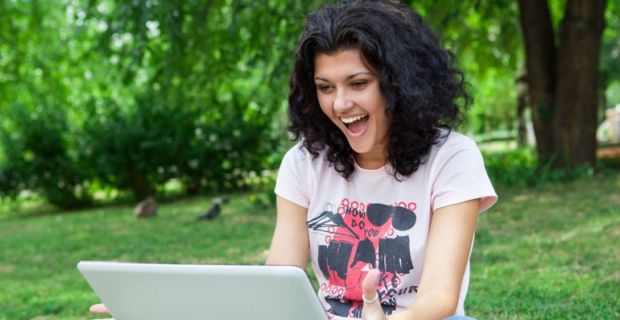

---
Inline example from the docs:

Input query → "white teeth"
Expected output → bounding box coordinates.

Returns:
[340,114,368,124]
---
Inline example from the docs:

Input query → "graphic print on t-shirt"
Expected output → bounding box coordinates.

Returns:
[308,198,418,318]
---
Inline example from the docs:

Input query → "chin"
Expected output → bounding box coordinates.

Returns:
[348,141,374,155]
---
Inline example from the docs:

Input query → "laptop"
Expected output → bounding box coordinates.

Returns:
[77,261,329,320]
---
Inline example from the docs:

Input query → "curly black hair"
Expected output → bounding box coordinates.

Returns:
[288,0,471,180]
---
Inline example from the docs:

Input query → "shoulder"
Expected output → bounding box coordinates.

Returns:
[428,131,498,212]
[424,130,487,176]
[427,130,482,164]
[276,141,333,208]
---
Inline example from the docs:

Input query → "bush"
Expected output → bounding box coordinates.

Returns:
[77,95,199,200]
[0,104,90,208]
[76,86,283,200]
[483,147,618,188]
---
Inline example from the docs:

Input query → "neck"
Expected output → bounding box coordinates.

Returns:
[355,150,387,170]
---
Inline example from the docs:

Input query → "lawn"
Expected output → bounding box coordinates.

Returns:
[0,173,619,319]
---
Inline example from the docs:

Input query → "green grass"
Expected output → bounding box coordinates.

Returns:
[1,174,619,319]
[468,172,620,319]
[0,193,277,320]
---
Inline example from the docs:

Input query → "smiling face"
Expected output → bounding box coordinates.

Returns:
[313,48,390,169]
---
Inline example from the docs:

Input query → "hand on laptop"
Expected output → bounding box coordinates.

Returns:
[362,269,388,320]
[89,303,113,319]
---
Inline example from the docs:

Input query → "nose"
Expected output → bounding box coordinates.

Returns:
[333,89,354,114]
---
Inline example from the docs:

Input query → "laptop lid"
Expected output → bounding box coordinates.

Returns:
[77,261,328,320]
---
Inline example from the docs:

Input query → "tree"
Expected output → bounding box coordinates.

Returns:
[518,0,608,168]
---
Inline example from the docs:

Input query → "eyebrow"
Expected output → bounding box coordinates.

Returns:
[314,72,372,82]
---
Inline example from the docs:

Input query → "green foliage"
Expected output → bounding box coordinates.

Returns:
[414,0,523,133]
[601,1,620,108]
[484,148,538,187]
[0,0,619,207]
[0,0,320,205]
[483,147,619,188]
[598,153,620,171]
[0,105,90,208]
[466,68,519,134]
[77,97,197,199]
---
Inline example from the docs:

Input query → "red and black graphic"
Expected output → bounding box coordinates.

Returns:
[308,199,418,318]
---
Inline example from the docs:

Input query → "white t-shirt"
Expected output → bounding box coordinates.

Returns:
[275,131,497,319]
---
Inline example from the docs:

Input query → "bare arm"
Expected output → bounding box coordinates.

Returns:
[265,196,310,268]
[387,199,480,320]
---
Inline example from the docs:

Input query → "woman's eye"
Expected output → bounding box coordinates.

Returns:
[351,81,368,89]
[317,85,332,93]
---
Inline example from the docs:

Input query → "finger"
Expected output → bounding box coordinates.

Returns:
[362,268,380,304]
[89,303,110,314]
[361,269,385,320]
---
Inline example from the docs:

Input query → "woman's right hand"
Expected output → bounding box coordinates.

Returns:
[89,303,112,319]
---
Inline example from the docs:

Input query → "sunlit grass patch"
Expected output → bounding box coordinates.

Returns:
[468,172,620,319]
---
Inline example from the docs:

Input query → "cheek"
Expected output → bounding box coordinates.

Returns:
[372,97,389,130]
[365,87,386,110]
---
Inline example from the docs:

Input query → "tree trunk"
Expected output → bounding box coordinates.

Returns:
[553,0,607,166]
[517,0,556,162]
[518,0,607,168]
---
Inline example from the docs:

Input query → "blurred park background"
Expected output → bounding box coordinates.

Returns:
[0,0,619,319]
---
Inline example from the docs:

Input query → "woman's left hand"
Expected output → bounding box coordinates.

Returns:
[361,269,388,320]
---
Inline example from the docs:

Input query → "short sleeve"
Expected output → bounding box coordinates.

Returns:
[274,145,311,208]
[431,136,497,213]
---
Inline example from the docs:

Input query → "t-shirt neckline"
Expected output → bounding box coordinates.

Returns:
[353,158,390,176]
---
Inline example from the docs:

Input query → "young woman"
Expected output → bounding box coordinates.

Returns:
[265,1,496,319]
[91,1,496,319]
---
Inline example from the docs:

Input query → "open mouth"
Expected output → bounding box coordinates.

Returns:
[340,114,369,135]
